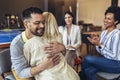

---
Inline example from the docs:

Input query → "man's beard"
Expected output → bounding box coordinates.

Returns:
[30,28,45,37]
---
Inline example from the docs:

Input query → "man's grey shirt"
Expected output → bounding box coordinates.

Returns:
[10,34,32,78]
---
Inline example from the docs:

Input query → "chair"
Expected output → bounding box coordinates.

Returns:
[74,56,82,73]
[81,33,94,55]
[97,72,120,80]
[0,48,15,80]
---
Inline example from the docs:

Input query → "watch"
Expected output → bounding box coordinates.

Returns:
[99,46,102,49]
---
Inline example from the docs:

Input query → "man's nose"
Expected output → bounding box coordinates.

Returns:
[39,23,44,28]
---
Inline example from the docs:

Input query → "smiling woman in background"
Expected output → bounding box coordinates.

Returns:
[82,6,120,80]
[58,11,82,68]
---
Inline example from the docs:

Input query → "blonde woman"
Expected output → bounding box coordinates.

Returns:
[23,12,80,80]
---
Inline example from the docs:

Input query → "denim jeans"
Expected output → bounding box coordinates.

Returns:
[82,55,120,80]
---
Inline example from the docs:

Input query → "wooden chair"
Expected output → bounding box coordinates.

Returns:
[0,48,15,80]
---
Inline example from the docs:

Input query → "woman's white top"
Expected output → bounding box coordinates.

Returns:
[24,36,80,80]
[59,24,81,55]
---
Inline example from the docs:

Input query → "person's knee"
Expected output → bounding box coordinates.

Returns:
[84,55,96,63]
[82,56,92,67]
[85,55,92,60]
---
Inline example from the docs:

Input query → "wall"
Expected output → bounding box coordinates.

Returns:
[0,0,76,26]
[48,0,77,25]
[0,0,44,21]
[77,0,111,26]
[118,0,120,6]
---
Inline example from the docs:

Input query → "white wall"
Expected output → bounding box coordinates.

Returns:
[118,0,120,6]
[77,0,111,26]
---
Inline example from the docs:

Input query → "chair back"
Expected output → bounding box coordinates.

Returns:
[0,48,11,74]
[0,48,15,80]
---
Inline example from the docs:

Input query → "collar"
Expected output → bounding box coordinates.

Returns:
[22,31,28,43]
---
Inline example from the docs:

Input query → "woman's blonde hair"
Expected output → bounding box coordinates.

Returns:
[43,12,61,42]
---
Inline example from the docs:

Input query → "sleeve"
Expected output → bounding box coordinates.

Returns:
[72,26,82,49]
[23,42,31,65]
[10,41,32,78]
[58,26,64,43]
[58,33,63,43]
[96,46,101,53]
[57,34,66,55]
[97,32,120,59]
[58,26,63,34]
[96,31,103,54]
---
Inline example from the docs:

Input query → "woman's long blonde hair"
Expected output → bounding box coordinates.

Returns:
[43,12,61,42]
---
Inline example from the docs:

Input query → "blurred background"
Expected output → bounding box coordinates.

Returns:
[0,0,119,30]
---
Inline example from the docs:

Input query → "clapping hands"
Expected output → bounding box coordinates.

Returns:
[87,34,101,46]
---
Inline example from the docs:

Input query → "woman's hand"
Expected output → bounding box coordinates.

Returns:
[66,45,76,50]
[44,41,65,55]
[87,34,101,46]
[40,54,60,69]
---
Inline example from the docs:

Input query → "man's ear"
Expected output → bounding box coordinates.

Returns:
[23,21,29,29]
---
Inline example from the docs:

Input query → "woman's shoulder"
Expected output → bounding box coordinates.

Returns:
[25,36,43,45]
[72,24,79,27]
[72,24,81,31]
[113,29,120,36]
[58,25,65,31]
[58,25,64,29]
[101,29,107,35]
[115,29,120,32]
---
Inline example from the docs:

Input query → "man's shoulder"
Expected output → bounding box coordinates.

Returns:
[11,34,23,45]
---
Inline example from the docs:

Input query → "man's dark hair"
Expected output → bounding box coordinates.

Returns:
[105,6,120,24]
[22,7,43,21]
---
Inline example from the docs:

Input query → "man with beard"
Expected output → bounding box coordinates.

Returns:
[10,7,65,80]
